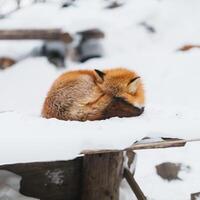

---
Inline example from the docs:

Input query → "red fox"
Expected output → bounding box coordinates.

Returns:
[42,68,145,121]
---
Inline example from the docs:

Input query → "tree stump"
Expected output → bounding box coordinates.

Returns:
[81,152,124,200]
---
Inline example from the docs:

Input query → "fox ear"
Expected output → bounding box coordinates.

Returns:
[129,77,140,94]
[94,69,105,83]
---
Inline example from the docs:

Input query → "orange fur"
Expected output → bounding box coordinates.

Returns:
[42,68,145,121]
[0,57,16,70]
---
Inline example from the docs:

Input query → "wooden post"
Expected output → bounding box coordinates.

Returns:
[0,29,73,43]
[81,152,124,200]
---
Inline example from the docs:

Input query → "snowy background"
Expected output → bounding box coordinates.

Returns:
[0,0,200,199]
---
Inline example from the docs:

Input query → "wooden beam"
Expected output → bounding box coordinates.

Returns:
[0,29,73,43]
[126,139,187,151]
[0,158,83,200]
[81,138,200,155]
[81,152,124,200]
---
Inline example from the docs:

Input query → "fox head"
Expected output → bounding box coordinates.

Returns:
[94,68,145,118]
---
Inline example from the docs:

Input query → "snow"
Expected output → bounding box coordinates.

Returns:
[45,169,65,185]
[0,170,38,200]
[136,143,200,200]
[0,0,200,199]
[0,170,21,191]
[0,185,38,200]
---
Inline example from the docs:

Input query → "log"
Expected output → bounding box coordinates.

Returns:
[81,152,124,200]
[0,29,73,43]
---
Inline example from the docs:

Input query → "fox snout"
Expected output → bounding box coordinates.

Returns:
[102,96,144,119]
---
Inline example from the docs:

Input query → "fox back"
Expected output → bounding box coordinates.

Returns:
[42,68,145,121]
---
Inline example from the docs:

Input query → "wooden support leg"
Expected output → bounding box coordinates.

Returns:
[124,168,147,200]
[81,152,124,200]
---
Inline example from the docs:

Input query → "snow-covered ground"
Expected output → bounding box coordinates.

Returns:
[0,0,200,199]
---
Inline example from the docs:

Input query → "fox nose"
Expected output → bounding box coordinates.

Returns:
[134,106,144,115]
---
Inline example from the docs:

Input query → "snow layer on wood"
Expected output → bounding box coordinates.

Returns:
[0,55,200,164]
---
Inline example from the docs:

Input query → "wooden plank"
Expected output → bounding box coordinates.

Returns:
[0,158,83,200]
[81,152,124,200]
[81,138,194,155]
[127,139,187,151]
[0,29,73,43]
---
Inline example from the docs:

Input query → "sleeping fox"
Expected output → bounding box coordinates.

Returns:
[42,68,145,121]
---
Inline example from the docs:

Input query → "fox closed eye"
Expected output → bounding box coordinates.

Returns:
[129,76,140,84]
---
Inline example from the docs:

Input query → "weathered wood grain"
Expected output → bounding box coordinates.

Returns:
[81,152,124,200]
[0,158,83,200]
